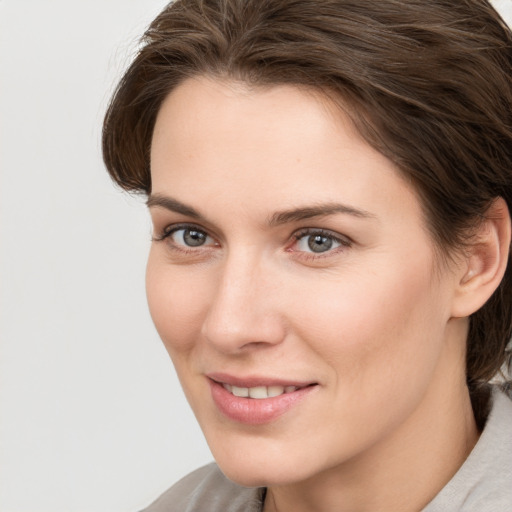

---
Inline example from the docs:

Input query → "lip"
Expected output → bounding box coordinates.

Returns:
[207,373,318,425]
[207,372,315,389]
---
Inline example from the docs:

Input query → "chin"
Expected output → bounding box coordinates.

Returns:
[220,466,272,488]
[207,436,325,488]
[217,458,307,488]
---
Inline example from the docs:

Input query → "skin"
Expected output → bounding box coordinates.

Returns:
[147,77,481,512]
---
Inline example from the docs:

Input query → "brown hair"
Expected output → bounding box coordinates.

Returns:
[102,0,512,394]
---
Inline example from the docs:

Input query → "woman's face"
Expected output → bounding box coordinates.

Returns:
[147,77,465,486]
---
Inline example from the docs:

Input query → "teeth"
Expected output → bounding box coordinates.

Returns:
[268,385,285,397]
[232,385,249,397]
[248,386,268,399]
[222,383,298,399]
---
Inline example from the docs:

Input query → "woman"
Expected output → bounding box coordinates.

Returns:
[102,0,512,510]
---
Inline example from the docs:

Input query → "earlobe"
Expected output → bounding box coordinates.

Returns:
[451,197,511,318]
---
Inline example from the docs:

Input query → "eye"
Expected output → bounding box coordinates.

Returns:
[292,229,351,255]
[173,227,211,247]
[155,224,217,249]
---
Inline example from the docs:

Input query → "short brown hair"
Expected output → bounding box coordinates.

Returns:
[102,0,512,391]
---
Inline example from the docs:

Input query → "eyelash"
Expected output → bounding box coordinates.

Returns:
[152,223,217,250]
[289,228,352,258]
[153,223,352,258]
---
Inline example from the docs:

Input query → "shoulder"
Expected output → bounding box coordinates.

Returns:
[141,462,264,512]
[423,386,512,511]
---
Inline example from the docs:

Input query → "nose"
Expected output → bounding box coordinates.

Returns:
[200,251,286,353]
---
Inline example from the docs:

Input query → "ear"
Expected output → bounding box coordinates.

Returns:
[451,197,511,318]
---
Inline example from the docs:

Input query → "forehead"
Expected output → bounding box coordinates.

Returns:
[150,76,422,227]
[151,77,353,161]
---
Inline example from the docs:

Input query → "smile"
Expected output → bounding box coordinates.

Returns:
[208,376,318,424]
[221,383,303,399]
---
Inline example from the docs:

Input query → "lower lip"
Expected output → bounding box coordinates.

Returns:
[209,380,316,425]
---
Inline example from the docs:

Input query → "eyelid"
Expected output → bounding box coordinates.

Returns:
[288,227,352,255]
[293,227,352,243]
[152,222,217,246]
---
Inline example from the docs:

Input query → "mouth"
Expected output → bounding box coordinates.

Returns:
[220,383,312,399]
[207,374,318,424]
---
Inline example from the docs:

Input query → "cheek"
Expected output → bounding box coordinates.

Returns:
[291,257,448,386]
[145,251,210,355]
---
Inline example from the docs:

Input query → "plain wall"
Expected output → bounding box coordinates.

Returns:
[0,2,212,511]
[1,1,511,511]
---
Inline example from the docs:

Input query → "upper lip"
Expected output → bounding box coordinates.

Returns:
[206,372,317,388]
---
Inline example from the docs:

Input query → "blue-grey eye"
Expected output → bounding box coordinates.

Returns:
[296,233,342,253]
[173,228,212,247]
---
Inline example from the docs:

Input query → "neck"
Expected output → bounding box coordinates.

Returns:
[264,322,479,512]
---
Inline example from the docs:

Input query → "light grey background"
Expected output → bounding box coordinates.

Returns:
[0,2,211,511]
[1,1,511,511]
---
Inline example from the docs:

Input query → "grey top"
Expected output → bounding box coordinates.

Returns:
[142,388,512,512]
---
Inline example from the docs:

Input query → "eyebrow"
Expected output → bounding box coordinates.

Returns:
[146,194,203,219]
[268,203,376,226]
[146,193,376,225]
